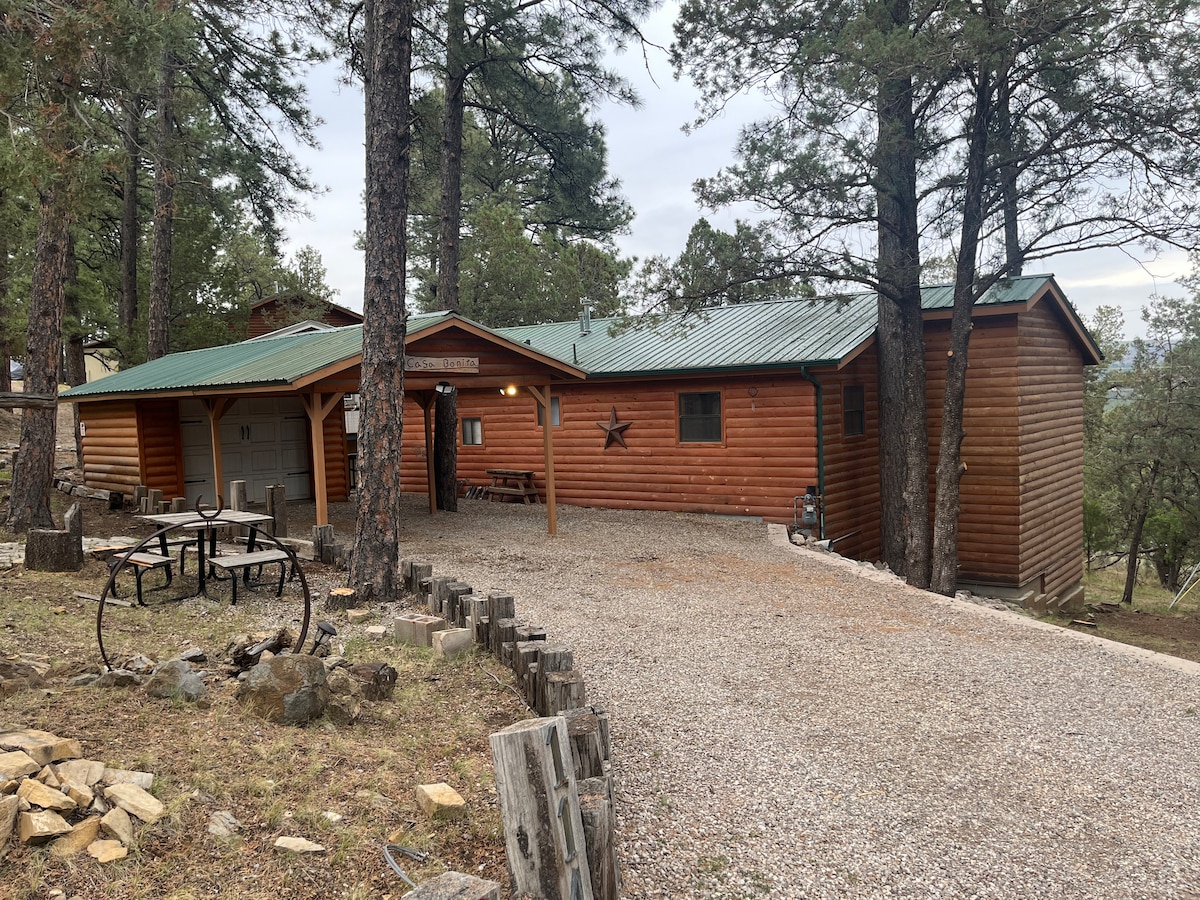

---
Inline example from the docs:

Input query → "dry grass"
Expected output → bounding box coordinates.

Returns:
[0,551,524,899]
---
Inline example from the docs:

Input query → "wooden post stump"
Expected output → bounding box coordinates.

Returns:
[488,591,516,620]
[562,708,605,781]
[578,775,619,900]
[169,496,186,513]
[265,484,287,537]
[542,670,586,717]
[230,480,249,538]
[490,718,594,900]
[533,645,573,714]
[313,525,335,565]
[410,562,433,595]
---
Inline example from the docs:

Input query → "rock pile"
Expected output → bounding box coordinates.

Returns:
[0,728,160,862]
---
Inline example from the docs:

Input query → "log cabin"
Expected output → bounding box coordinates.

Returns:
[62,274,1099,606]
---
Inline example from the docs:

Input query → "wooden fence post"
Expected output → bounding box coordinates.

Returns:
[265,484,287,537]
[490,718,594,900]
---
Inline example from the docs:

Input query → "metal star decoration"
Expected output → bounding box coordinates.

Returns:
[598,406,632,449]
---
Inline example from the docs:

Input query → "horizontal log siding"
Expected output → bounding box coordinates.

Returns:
[818,347,882,563]
[924,316,1022,586]
[79,401,143,493]
[323,405,349,503]
[400,374,819,522]
[137,399,185,499]
[1018,302,1085,600]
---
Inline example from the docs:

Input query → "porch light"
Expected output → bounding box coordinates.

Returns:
[435,381,453,393]
[500,385,518,396]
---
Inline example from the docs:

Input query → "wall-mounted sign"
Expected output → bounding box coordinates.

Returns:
[404,356,479,373]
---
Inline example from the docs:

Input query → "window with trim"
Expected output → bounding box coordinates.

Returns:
[679,391,722,442]
[535,396,561,426]
[844,385,865,436]
[462,417,483,445]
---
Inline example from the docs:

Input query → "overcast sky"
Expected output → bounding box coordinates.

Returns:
[279,6,1191,339]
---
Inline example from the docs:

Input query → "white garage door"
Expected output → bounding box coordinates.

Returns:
[180,398,311,507]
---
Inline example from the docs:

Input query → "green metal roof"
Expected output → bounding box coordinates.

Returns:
[63,312,451,400]
[498,274,1068,376]
[63,275,1083,399]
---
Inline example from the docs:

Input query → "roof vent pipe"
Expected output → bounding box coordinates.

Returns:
[579,303,592,335]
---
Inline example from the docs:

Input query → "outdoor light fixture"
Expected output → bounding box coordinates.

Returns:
[435,381,452,393]
[500,385,518,396]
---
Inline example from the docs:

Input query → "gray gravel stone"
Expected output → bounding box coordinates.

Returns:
[386,501,1200,900]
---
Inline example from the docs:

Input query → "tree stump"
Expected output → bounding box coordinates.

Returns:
[24,528,83,572]
[326,587,359,610]
[490,718,594,900]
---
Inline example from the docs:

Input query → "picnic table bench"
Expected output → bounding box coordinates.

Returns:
[483,469,540,504]
[96,548,175,606]
[208,548,292,604]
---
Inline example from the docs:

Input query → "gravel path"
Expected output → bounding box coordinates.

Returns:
[371,497,1200,899]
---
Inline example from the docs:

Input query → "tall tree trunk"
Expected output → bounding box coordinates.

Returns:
[994,72,1022,276]
[0,202,11,395]
[432,0,467,511]
[1121,459,1159,605]
[435,386,458,511]
[931,69,993,596]
[874,0,929,587]
[63,232,86,465]
[148,46,176,361]
[6,184,71,531]
[350,0,414,600]
[119,99,141,347]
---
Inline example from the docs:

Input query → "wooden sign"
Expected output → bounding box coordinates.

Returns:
[404,356,479,373]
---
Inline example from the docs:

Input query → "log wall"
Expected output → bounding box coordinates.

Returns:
[79,401,143,495]
[1017,301,1085,600]
[924,315,1023,587]
[137,399,185,499]
[400,373,820,523]
[819,346,883,563]
[322,403,350,503]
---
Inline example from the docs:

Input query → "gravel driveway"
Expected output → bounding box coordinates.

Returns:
[370,497,1200,899]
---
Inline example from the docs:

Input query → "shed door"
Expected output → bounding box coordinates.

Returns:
[179,398,311,506]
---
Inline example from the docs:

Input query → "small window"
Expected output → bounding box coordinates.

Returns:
[462,417,483,446]
[679,391,722,442]
[844,385,865,436]
[536,396,561,427]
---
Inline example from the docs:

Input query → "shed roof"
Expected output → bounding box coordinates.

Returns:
[64,312,447,400]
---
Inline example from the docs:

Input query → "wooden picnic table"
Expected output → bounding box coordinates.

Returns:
[483,469,540,504]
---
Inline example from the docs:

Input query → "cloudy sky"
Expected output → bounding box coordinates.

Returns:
[279,6,1191,338]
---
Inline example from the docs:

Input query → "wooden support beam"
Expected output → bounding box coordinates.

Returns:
[527,384,558,536]
[202,397,235,507]
[300,391,344,527]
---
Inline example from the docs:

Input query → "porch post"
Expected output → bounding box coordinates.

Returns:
[202,397,234,508]
[527,385,557,535]
[301,391,345,527]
